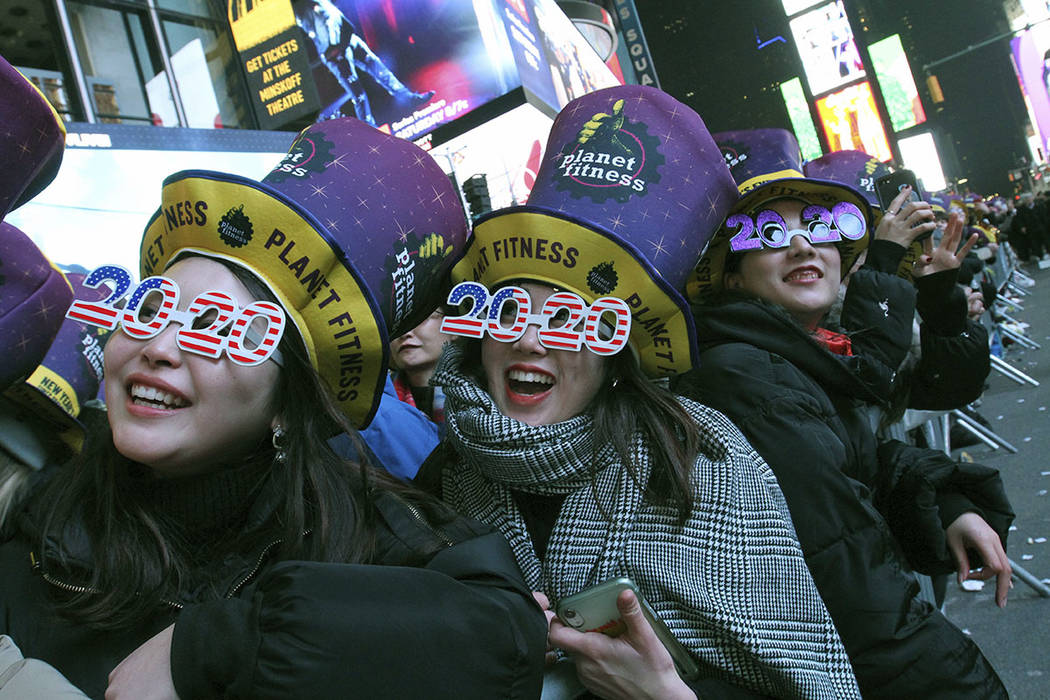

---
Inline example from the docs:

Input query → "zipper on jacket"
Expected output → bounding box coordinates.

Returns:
[404,502,454,547]
[30,551,184,610]
[224,536,286,599]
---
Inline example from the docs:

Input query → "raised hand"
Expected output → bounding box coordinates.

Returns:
[875,185,937,248]
[912,212,978,278]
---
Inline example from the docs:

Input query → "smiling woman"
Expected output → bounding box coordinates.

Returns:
[675,128,1011,699]
[0,117,546,699]
[417,86,862,700]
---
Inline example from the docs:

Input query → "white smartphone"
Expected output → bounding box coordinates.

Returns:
[555,577,700,681]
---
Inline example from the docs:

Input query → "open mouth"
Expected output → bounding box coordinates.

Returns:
[506,368,554,397]
[784,267,822,283]
[129,383,189,410]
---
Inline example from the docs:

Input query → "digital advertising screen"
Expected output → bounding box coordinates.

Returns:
[898,132,947,192]
[428,101,554,208]
[7,124,294,275]
[292,0,519,141]
[789,1,865,96]
[529,0,619,109]
[815,81,893,161]
[228,0,321,129]
[779,76,823,160]
[868,34,926,133]
[1011,30,1050,162]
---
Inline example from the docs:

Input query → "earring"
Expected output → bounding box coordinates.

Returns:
[272,425,287,464]
[610,377,620,389]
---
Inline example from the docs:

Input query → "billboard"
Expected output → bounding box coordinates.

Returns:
[868,34,926,132]
[789,1,864,96]
[780,77,823,160]
[6,124,294,275]
[815,82,892,161]
[898,132,947,192]
[1011,30,1050,161]
[293,0,519,141]
[781,0,823,16]
[228,0,321,128]
[529,0,620,109]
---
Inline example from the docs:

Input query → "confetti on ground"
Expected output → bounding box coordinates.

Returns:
[961,579,985,591]
[1036,537,1048,543]
[1042,471,1050,476]
[961,628,972,636]
[1010,525,1019,531]
[1040,490,1049,496]
[1040,406,1047,411]
[1027,537,1035,544]
[1019,398,1026,403]
[1022,554,1035,560]
[1027,671,1045,678]
[1025,437,1033,442]
[997,415,1004,420]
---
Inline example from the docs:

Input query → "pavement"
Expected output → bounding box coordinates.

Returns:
[937,262,1050,699]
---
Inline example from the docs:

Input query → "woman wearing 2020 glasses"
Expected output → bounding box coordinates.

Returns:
[418,86,862,700]
[677,129,1012,699]
[0,112,545,699]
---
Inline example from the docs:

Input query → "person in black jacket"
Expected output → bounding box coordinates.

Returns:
[678,129,1012,700]
[0,118,546,699]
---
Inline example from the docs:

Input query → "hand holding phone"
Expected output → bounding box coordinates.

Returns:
[553,577,700,682]
[874,169,936,246]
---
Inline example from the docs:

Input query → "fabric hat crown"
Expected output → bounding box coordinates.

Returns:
[451,85,738,377]
[3,272,109,454]
[0,56,72,393]
[687,129,873,304]
[803,150,892,209]
[140,117,468,427]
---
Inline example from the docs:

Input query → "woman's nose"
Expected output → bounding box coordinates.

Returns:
[139,324,183,368]
[512,324,547,355]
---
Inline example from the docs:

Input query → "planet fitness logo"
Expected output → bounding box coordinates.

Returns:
[265,130,336,183]
[720,140,750,173]
[554,98,663,204]
[218,205,253,248]
[381,231,450,333]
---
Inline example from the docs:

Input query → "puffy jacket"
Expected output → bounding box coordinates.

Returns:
[0,482,545,699]
[673,249,1011,699]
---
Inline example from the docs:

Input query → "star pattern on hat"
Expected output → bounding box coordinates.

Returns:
[430,185,449,209]
[326,153,353,173]
[308,183,329,199]
[647,235,669,259]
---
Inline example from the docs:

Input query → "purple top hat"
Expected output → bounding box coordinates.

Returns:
[0,56,66,221]
[927,192,948,215]
[451,85,738,378]
[3,272,108,454]
[687,130,873,304]
[803,150,892,209]
[0,221,73,392]
[140,117,468,428]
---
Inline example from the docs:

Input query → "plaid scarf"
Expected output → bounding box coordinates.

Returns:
[432,345,859,699]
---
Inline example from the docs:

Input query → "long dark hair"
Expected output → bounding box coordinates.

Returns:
[37,256,448,630]
[460,336,715,523]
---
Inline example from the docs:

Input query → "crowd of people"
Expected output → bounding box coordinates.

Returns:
[0,52,1027,698]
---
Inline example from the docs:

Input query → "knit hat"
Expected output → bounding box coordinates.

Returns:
[3,272,108,456]
[450,85,738,377]
[687,129,873,304]
[139,117,468,427]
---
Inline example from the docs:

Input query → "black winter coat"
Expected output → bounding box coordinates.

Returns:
[0,484,545,699]
[673,250,1012,699]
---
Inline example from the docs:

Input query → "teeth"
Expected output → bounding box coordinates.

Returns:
[129,383,187,408]
[786,269,820,282]
[507,369,554,385]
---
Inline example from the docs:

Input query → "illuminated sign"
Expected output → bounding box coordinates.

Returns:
[898,132,947,192]
[1011,30,1050,160]
[869,34,926,132]
[789,1,864,96]
[780,77,823,160]
[295,0,518,141]
[815,82,892,161]
[228,0,320,129]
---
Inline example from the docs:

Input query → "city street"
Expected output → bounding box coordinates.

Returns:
[940,263,1050,699]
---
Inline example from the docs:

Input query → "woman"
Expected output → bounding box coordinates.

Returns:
[677,129,1012,699]
[420,86,861,699]
[0,118,545,699]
